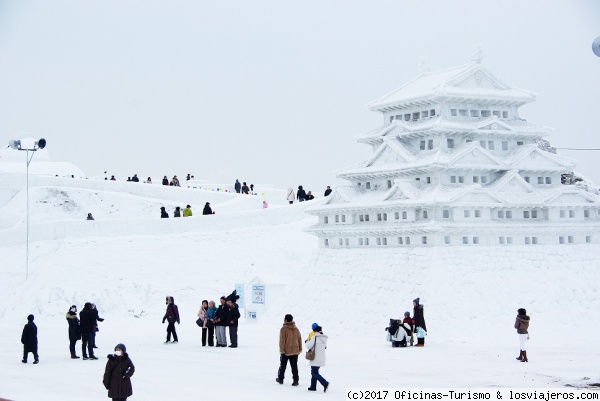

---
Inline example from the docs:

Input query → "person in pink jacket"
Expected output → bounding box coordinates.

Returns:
[197,300,209,346]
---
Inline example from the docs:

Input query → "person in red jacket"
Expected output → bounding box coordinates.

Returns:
[162,296,180,343]
[402,312,415,346]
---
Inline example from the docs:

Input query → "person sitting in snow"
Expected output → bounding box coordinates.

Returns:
[203,202,213,215]
[174,206,181,218]
[160,206,169,218]
[385,318,408,348]
[183,205,192,217]
[86,213,94,221]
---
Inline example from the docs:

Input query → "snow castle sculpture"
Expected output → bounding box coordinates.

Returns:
[307,59,600,248]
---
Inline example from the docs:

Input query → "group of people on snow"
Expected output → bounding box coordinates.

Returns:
[160,203,213,218]
[286,185,332,204]
[234,179,254,194]
[385,298,427,348]
[194,291,241,348]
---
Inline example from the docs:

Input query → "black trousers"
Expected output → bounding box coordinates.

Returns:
[207,326,215,346]
[69,338,78,356]
[167,322,178,341]
[23,348,39,362]
[278,354,299,382]
[82,333,95,357]
[201,328,207,346]
[229,325,238,347]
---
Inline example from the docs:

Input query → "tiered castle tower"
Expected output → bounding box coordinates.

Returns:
[307,58,600,248]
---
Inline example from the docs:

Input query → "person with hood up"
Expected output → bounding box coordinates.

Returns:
[287,188,295,204]
[183,205,192,217]
[80,302,98,360]
[226,290,240,348]
[66,305,81,359]
[202,202,212,215]
[160,206,169,218]
[305,323,329,392]
[234,179,241,193]
[162,296,180,343]
[412,297,427,347]
[297,186,306,202]
[174,206,181,218]
[86,213,95,220]
[21,314,39,364]
[103,343,135,401]
[515,308,530,362]
[276,314,302,386]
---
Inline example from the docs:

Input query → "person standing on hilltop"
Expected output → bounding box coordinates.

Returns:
[234,179,241,193]
[287,188,295,204]
[324,186,332,197]
[297,186,306,202]
[162,176,169,185]
[241,182,250,195]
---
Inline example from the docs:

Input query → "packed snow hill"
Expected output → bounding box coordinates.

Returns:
[0,168,599,400]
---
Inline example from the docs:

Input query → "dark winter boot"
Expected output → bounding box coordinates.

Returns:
[521,350,528,362]
[292,380,299,386]
[33,359,39,364]
[516,350,523,361]
[416,337,425,346]
[275,378,283,384]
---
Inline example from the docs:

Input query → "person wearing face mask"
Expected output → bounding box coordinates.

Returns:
[66,305,81,359]
[103,343,135,401]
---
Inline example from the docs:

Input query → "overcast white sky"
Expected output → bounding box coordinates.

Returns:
[0,0,598,193]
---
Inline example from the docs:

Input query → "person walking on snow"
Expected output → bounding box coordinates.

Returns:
[234,179,241,193]
[66,305,81,359]
[103,343,135,401]
[305,324,329,392]
[183,205,192,217]
[412,298,427,346]
[276,314,302,386]
[21,314,39,364]
[162,296,180,343]
[515,308,530,362]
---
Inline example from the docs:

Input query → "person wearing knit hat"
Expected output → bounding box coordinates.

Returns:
[305,324,329,392]
[103,343,135,400]
[21,314,39,364]
[66,305,81,359]
[307,323,319,342]
[226,291,241,348]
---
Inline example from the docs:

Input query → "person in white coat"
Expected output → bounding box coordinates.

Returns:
[287,188,295,204]
[305,323,329,392]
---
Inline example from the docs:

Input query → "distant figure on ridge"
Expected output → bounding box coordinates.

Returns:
[263,200,269,209]
[234,179,241,193]
[162,176,169,186]
[171,176,180,187]
[160,206,169,218]
[287,188,295,204]
[174,206,181,218]
[305,191,314,201]
[203,202,212,215]
[110,175,116,181]
[183,205,192,217]
[241,182,249,195]
[145,177,152,184]
[86,213,94,221]
[131,174,139,182]
[297,186,306,202]
[324,186,332,197]
[186,173,191,181]
[250,184,254,192]
[21,314,39,364]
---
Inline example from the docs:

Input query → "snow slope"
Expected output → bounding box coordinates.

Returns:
[0,174,599,400]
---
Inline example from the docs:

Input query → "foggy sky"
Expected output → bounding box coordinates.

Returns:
[0,0,598,194]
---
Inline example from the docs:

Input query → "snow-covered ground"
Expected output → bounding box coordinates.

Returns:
[1,172,599,400]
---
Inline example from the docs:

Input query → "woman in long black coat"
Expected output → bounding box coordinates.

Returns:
[103,343,135,401]
[412,297,427,346]
[21,314,39,363]
[66,305,81,358]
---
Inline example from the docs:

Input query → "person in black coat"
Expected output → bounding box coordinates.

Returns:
[162,176,169,186]
[103,343,135,401]
[80,302,98,359]
[66,305,82,359]
[21,314,39,364]
[162,296,180,343]
[225,290,241,348]
[412,297,427,346]
[91,303,105,348]
[324,186,332,197]
[297,186,306,202]
[202,202,213,215]
[160,206,169,218]
[214,296,229,347]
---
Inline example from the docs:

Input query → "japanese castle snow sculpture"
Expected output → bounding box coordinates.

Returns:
[308,60,600,248]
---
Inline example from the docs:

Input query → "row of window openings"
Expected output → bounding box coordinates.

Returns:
[326,235,592,247]
[326,209,590,224]
[325,235,592,246]
[524,176,552,185]
[445,139,513,150]
[450,109,509,118]
[389,109,436,123]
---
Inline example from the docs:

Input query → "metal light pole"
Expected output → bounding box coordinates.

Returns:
[8,138,47,280]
